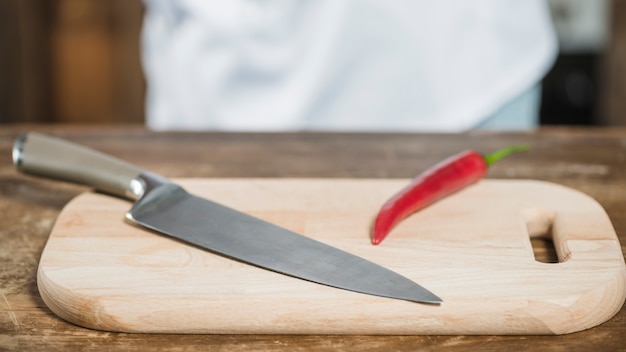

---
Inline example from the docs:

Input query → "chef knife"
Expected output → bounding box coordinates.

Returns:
[12,132,441,304]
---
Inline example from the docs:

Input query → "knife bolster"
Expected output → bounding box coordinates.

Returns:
[129,172,172,200]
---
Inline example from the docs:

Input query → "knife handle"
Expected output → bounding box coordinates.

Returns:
[12,132,145,199]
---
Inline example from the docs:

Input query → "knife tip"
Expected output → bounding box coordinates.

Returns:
[405,290,443,305]
[415,294,443,305]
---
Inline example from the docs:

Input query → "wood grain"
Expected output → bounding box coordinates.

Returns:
[37,179,625,335]
[2,126,626,351]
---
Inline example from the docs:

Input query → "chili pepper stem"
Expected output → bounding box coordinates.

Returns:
[483,145,529,166]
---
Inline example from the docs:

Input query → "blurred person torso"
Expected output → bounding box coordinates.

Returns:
[141,0,557,131]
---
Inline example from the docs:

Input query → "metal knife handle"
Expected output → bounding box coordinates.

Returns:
[12,132,145,199]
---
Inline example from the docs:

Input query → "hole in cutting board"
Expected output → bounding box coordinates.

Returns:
[531,238,559,263]
[522,208,559,264]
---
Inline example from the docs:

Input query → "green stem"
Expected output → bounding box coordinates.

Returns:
[483,145,529,166]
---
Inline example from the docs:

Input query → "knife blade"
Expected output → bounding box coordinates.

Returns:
[12,132,441,304]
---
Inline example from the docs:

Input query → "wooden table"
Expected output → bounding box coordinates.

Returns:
[1,125,625,351]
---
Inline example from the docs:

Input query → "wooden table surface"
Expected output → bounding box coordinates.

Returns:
[1,125,625,351]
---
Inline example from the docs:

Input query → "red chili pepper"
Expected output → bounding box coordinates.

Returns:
[371,145,527,245]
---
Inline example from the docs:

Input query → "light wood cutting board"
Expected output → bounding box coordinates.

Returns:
[37,179,626,335]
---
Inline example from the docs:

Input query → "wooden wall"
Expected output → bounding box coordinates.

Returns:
[0,0,53,123]
[1,0,144,125]
[599,0,626,125]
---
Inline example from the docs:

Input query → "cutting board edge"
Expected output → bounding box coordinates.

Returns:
[37,263,107,332]
[36,260,626,335]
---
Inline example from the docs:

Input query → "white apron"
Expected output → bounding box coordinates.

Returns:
[141,0,557,131]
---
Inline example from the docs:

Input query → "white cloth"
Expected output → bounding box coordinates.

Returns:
[141,0,557,132]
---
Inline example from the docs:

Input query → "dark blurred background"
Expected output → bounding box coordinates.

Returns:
[1,0,625,127]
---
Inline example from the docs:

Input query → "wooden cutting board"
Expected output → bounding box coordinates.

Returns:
[37,179,626,335]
